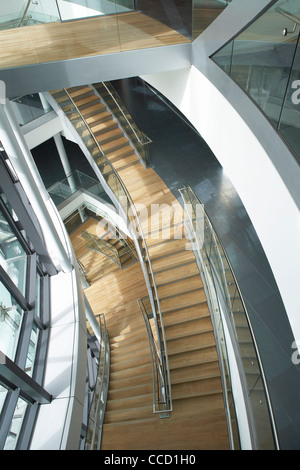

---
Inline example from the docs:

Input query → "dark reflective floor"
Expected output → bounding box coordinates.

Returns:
[111,76,300,449]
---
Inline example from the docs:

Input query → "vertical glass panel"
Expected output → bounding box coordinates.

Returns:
[25,323,39,377]
[23,0,60,26]
[4,396,28,450]
[0,385,8,416]
[229,4,299,127]
[35,273,41,318]
[10,94,50,127]
[0,280,23,361]
[57,0,120,21]
[193,0,231,39]
[278,37,300,160]
[0,206,27,296]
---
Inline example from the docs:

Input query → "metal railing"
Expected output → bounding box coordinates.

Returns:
[85,313,110,450]
[49,87,171,417]
[179,185,278,450]
[92,82,152,168]
[138,296,170,417]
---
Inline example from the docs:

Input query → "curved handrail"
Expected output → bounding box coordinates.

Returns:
[54,88,171,415]
[94,82,152,147]
[179,184,278,449]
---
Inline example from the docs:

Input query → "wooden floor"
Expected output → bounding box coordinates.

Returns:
[0,12,190,69]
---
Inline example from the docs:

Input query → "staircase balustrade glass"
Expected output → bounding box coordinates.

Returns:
[138,296,170,417]
[49,87,172,416]
[179,185,278,450]
[93,82,151,168]
[83,313,110,450]
[212,0,300,164]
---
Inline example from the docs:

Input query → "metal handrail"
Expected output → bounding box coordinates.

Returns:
[85,313,110,450]
[56,88,171,415]
[179,185,278,449]
[17,0,32,27]
[93,82,152,147]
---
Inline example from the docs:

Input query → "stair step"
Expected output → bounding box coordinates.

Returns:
[172,376,223,401]
[151,249,195,272]
[109,372,153,390]
[170,361,221,385]
[154,261,200,285]
[157,275,203,299]
[85,110,112,125]
[112,153,140,171]
[168,345,218,370]
[110,345,150,362]
[100,136,129,153]
[105,144,134,161]
[145,221,185,245]
[109,351,151,373]
[148,238,188,260]
[67,86,92,98]
[109,362,153,382]
[108,382,153,401]
[89,118,117,134]
[80,101,106,116]
[96,127,124,143]
[73,94,99,108]
[162,302,210,327]
[160,288,206,313]
[110,326,147,346]
[106,392,153,412]
[166,330,216,355]
[104,405,155,425]
[165,317,213,341]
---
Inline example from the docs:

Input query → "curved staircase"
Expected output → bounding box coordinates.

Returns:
[51,84,230,449]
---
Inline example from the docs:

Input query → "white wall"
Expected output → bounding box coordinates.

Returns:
[141,66,300,348]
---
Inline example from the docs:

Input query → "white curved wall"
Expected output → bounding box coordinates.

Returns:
[142,66,300,349]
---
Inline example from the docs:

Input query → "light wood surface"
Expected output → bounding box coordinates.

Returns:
[57,85,230,449]
[0,12,190,69]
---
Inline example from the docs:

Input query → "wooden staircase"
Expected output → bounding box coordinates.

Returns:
[53,85,231,449]
[63,85,142,172]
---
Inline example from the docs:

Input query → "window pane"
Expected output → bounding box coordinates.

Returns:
[0,385,8,416]
[25,323,39,377]
[0,280,23,361]
[35,273,41,318]
[0,206,27,296]
[4,396,28,450]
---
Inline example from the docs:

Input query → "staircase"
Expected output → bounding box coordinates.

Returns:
[50,85,230,449]
[55,85,142,172]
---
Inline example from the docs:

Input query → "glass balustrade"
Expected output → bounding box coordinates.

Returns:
[179,185,277,450]
[10,94,51,127]
[0,0,234,71]
[49,86,172,416]
[212,0,300,164]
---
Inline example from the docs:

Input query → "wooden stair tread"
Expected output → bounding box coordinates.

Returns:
[154,261,200,284]
[151,249,195,272]
[157,275,203,298]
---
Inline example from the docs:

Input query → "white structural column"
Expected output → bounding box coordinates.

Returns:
[53,132,77,192]
[0,100,73,273]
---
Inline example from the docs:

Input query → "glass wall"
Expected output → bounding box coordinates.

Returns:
[0,145,51,449]
[212,0,300,163]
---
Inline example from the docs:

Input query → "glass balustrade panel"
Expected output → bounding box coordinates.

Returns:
[193,0,232,40]
[278,35,300,162]
[213,0,300,163]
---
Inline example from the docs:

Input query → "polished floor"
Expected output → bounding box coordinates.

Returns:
[0,12,190,69]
